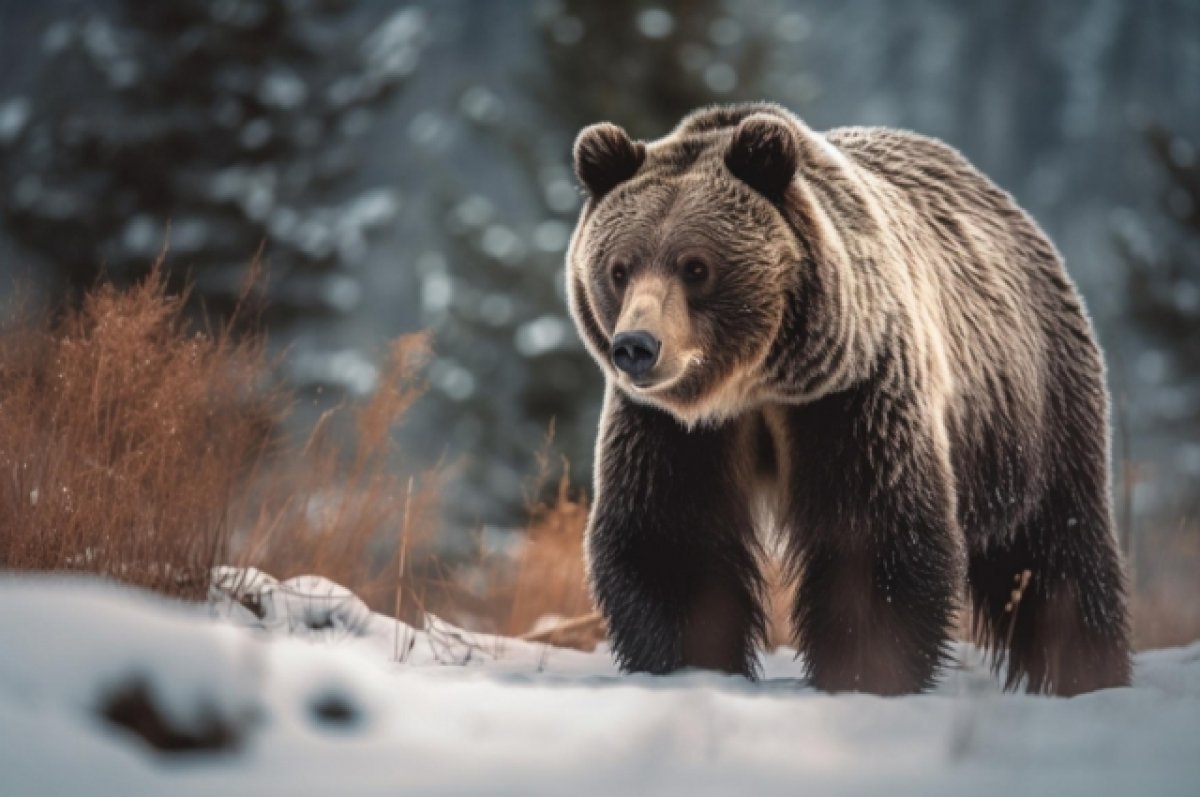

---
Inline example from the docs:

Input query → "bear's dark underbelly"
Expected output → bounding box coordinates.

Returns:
[749,388,1043,549]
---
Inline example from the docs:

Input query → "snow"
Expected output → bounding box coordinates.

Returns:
[1,575,1197,796]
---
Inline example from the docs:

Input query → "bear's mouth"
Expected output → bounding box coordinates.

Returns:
[622,367,679,394]
[624,373,667,392]
[629,376,668,391]
[621,350,702,394]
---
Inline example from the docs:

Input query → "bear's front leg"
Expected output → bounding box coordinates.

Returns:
[783,399,962,694]
[587,389,766,678]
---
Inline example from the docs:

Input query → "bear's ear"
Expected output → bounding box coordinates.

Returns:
[574,123,645,199]
[724,113,799,201]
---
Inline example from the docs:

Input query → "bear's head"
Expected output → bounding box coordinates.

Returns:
[566,104,849,425]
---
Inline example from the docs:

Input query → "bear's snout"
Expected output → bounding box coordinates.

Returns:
[611,330,661,378]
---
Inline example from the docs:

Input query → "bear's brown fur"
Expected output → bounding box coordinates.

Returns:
[567,102,1130,695]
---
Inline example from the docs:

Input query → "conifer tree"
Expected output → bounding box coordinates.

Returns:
[0,0,425,320]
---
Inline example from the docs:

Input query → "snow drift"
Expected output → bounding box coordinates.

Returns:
[0,574,1196,796]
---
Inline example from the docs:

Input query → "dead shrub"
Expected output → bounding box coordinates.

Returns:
[411,429,603,649]
[506,468,596,640]
[504,432,594,635]
[0,266,275,597]
[232,333,443,620]
[1131,513,1200,649]
[0,265,442,616]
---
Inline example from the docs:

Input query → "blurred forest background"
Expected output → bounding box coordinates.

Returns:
[0,0,1196,633]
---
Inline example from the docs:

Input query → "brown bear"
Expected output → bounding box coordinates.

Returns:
[565,102,1131,696]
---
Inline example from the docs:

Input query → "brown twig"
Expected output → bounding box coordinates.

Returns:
[393,475,415,663]
[519,611,605,644]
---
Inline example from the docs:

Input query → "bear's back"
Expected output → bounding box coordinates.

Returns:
[827,125,1105,535]
[826,125,1069,300]
[825,123,1090,386]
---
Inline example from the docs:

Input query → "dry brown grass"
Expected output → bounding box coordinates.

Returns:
[1131,513,1200,649]
[504,437,593,633]
[503,465,599,646]
[417,433,603,648]
[230,333,443,620]
[0,265,275,597]
[0,265,601,640]
[0,264,445,615]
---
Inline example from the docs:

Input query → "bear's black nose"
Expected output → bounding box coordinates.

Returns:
[611,330,661,378]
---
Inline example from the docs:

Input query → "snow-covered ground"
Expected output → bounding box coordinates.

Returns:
[1,574,1197,796]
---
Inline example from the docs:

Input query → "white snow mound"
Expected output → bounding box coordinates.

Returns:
[1,574,1197,796]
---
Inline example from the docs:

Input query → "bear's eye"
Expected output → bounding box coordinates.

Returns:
[682,259,709,285]
[610,262,629,289]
